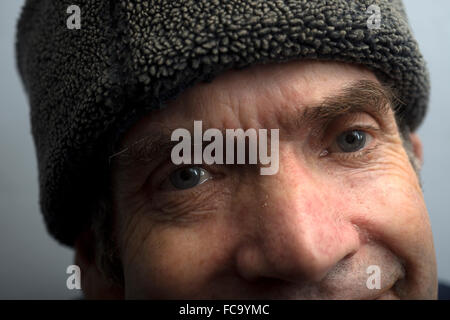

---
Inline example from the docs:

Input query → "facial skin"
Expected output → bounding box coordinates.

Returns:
[76,60,437,299]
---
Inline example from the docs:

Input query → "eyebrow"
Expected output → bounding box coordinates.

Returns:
[110,79,398,169]
[109,126,177,169]
[279,79,397,133]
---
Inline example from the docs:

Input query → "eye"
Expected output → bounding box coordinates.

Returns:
[167,166,211,190]
[335,130,369,152]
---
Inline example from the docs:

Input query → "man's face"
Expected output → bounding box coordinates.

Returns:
[109,60,437,299]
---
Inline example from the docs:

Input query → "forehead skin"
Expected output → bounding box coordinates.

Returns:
[125,60,381,139]
[111,60,437,299]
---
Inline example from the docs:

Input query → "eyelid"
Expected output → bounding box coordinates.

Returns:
[143,155,174,192]
[320,112,380,143]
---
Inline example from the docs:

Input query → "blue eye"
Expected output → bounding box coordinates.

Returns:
[336,130,367,152]
[169,166,211,190]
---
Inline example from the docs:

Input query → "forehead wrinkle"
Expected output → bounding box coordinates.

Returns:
[160,61,383,131]
[113,78,394,170]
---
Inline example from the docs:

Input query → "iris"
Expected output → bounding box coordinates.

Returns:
[337,130,367,152]
[169,166,208,189]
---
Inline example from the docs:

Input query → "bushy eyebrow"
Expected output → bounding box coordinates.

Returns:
[279,79,397,132]
[110,79,398,169]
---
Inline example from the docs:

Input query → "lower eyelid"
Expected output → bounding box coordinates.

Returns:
[149,182,222,220]
[329,141,381,164]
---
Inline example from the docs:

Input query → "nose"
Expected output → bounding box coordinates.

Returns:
[234,159,361,284]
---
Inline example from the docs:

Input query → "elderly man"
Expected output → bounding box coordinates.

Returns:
[16,0,447,299]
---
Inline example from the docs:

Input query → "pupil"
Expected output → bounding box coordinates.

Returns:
[345,132,357,144]
[180,169,191,181]
[170,167,202,189]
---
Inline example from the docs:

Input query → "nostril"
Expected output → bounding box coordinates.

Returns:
[343,252,356,261]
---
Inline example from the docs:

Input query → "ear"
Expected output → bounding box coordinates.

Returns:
[74,228,124,299]
[409,132,423,168]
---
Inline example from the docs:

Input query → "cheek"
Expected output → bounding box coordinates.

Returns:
[347,174,430,252]
[333,153,435,291]
[350,159,429,244]
[121,218,231,299]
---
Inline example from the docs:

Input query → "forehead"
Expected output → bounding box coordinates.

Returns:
[121,60,380,146]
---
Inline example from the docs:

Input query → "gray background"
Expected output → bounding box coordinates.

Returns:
[0,0,449,299]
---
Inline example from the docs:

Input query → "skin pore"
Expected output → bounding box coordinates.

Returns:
[75,60,437,299]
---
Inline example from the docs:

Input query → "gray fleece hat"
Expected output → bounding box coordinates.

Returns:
[16,0,429,246]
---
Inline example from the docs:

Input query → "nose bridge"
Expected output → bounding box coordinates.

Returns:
[235,155,361,283]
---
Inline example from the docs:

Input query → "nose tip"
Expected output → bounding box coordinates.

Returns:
[234,220,360,285]
[232,150,362,288]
